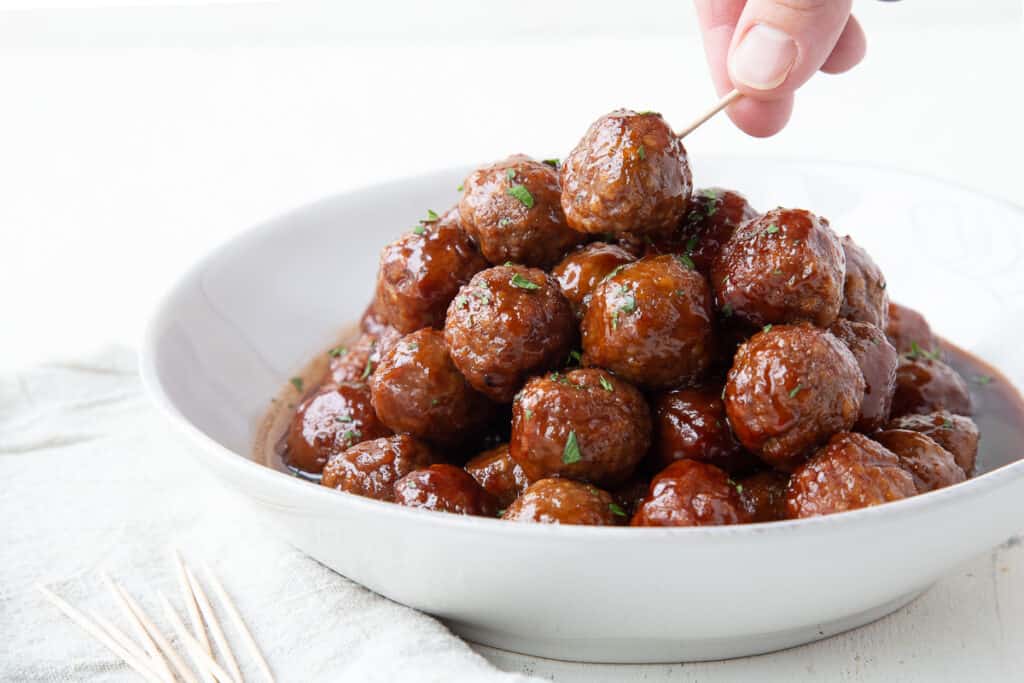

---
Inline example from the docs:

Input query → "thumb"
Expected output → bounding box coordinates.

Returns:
[728,0,854,98]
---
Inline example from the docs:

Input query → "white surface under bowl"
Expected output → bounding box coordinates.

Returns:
[140,159,1024,663]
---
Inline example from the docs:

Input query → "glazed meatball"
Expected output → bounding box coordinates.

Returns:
[459,155,583,268]
[328,328,401,385]
[874,429,966,494]
[510,369,651,487]
[669,187,759,273]
[839,236,889,328]
[738,471,790,523]
[502,479,622,525]
[552,242,635,318]
[651,385,754,474]
[393,464,498,516]
[886,302,938,355]
[581,254,715,390]
[444,265,576,403]
[369,329,493,447]
[785,432,917,518]
[725,324,865,471]
[374,207,487,333]
[829,319,899,432]
[893,357,972,417]
[284,383,392,474]
[561,109,693,235]
[464,443,531,509]
[631,460,750,527]
[360,302,391,337]
[887,411,979,475]
[712,208,845,328]
[321,435,435,502]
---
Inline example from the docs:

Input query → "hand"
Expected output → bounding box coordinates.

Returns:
[694,0,867,137]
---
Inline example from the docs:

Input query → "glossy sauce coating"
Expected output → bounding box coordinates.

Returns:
[393,464,498,516]
[459,155,584,268]
[561,110,692,235]
[829,319,898,433]
[839,236,889,328]
[873,429,966,494]
[712,208,845,328]
[725,324,865,471]
[510,369,651,487]
[659,187,758,274]
[893,357,973,417]
[552,242,635,319]
[327,328,402,385]
[651,385,754,474]
[738,470,790,523]
[284,383,392,474]
[369,328,493,447]
[631,460,751,527]
[581,254,715,390]
[502,478,622,525]
[786,432,916,518]
[374,207,488,333]
[445,265,576,403]
[464,443,531,509]
[886,302,937,355]
[321,435,435,502]
[887,410,979,476]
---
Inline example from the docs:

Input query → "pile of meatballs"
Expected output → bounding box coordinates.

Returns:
[282,109,979,526]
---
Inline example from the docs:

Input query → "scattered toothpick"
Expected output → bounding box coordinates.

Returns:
[202,563,276,683]
[676,88,743,139]
[186,565,244,683]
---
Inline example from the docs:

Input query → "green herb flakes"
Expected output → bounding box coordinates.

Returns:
[507,184,535,208]
[973,374,994,386]
[721,303,733,318]
[506,168,516,181]
[676,253,696,270]
[290,377,303,391]
[562,430,582,464]
[599,376,614,392]
[509,273,541,290]
[426,209,439,221]
[524,408,534,420]
[788,383,804,398]
[609,503,627,518]
[412,225,426,235]
[457,183,464,192]
[762,324,772,333]
[764,224,780,235]
[361,359,374,380]
[637,145,646,160]
[542,158,560,167]
[327,345,348,358]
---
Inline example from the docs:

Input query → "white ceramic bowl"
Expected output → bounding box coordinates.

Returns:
[141,159,1024,663]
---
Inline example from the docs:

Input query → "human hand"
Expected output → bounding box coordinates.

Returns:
[694,0,867,137]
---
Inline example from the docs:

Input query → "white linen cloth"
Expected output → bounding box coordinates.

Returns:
[0,347,538,682]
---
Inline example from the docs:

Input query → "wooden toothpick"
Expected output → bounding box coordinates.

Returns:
[677,89,743,139]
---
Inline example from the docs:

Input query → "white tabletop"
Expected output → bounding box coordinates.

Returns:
[2,2,1022,680]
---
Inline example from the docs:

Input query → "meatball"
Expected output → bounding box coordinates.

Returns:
[458,155,583,268]
[711,208,845,328]
[786,432,917,518]
[321,435,435,502]
[444,265,576,403]
[893,357,972,417]
[552,242,635,318]
[887,411,979,475]
[464,443,531,508]
[510,369,651,487]
[560,109,693,235]
[725,324,865,471]
[670,187,759,273]
[328,328,401,385]
[738,470,790,523]
[373,207,487,333]
[369,329,493,447]
[829,319,899,432]
[284,383,392,474]
[502,479,623,525]
[611,475,652,519]
[886,302,938,355]
[874,429,966,494]
[581,254,715,390]
[360,303,391,337]
[631,460,750,527]
[393,464,498,516]
[651,385,755,474]
[839,236,889,328]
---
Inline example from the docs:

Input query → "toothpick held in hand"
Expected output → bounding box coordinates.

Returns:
[676,89,743,139]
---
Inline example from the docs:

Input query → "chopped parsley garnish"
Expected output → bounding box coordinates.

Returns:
[504,261,514,266]
[735,484,744,494]
[542,158,560,167]
[412,225,426,235]
[701,189,719,200]
[906,342,940,361]
[507,184,535,208]
[685,235,699,253]
[602,264,627,282]
[407,343,419,351]
[455,295,469,309]
[599,376,614,392]
[473,288,492,304]
[762,324,773,333]
[942,418,954,429]
[457,183,464,192]
[505,168,516,181]
[327,345,348,358]
[290,377,303,391]
[675,253,696,270]
[496,508,506,518]
[788,383,804,398]
[618,290,638,314]
[523,408,534,420]
[608,503,627,517]
[430,398,439,406]
[764,224,780,235]
[335,413,353,423]
[973,374,994,385]
[498,217,513,227]
[721,303,733,318]
[425,209,439,221]
[568,349,583,365]
[341,429,362,444]
[637,145,646,160]
[562,430,582,464]
[360,358,374,380]
[509,273,541,290]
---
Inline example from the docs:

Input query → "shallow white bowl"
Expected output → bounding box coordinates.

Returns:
[141,159,1024,663]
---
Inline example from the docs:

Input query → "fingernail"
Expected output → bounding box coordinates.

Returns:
[730,24,797,91]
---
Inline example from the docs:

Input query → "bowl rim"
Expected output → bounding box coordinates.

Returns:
[139,158,1024,541]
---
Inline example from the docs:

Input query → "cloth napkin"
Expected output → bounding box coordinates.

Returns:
[0,347,539,683]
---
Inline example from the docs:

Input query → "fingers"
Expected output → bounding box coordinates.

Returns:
[820,14,867,75]
[727,0,855,97]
